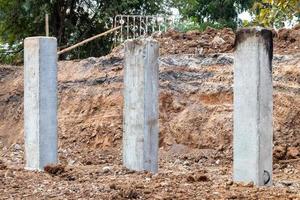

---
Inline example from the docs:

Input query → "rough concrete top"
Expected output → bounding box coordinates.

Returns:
[125,38,159,53]
[234,27,273,62]
[24,36,57,42]
[125,38,158,44]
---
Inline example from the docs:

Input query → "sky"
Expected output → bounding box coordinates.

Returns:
[238,11,252,21]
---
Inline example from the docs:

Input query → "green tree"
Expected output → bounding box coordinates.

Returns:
[172,0,254,29]
[0,0,166,64]
[252,0,300,28]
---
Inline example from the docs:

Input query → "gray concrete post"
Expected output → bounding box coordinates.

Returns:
[123,39,159,173]
[233,28,273,186]
[24,37,58,171]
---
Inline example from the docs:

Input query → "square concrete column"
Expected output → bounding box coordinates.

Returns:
[123,39,159,173]
[24,37,58,171]
[233,28,273,186]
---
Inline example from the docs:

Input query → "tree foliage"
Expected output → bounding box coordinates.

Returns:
[0,0,166,64]
[252,0,300,28]
[171,0,254,29]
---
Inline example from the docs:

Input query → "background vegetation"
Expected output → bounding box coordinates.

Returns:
[251,0,300,28]
[171,0,255,29]
[0,0,299,64]
[0,0,166,64]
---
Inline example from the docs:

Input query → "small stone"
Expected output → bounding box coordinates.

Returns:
[4,169,13,178]
[274,145,287,160]
[281,181,293,186]
[102,166,111,173]
[126,189,139,199]
[14,144,22,151]
[273,163,280,170]
[228,194,238,199]
[212,36,225,46]
[287,147,299,159]
[217,145,224,151]
[186,175,195,183]
[135,183,144,189]
[226,180,233,186]
[145,177,151,182]
[242,181,254,187]
[68,160,75,165]
[44,164,65,175]
[0,160,7,170]
[109,183,117,190]
[196,174,209,182]
[144,190,152,194]
[183,160,190,166]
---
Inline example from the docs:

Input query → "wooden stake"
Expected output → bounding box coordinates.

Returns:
[57,26,121,55]
[45,14,49,37]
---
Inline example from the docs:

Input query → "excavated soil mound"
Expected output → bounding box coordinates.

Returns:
[153,26,300,55]
[111,25,300,57]
[0,26,300,198]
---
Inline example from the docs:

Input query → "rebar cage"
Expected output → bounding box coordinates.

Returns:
[113,15,175,43]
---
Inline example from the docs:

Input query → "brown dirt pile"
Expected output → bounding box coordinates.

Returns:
[156,27,235,55]
[152,26,300,55]
[0,26,300,198]
[1,33,300,162]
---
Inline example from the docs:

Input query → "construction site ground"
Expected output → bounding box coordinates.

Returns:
[0,26,300,199]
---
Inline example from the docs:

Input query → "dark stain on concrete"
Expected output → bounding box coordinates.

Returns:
[234,28,273,72]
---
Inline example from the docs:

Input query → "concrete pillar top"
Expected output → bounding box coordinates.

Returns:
[125,38,158,43]
[235,27,273,38]
[125,38,158,51]
[24,36,57,41]
[235,27,273,62]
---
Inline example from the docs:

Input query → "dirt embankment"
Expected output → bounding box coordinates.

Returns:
[0,26,300,199]
[1,53,300,162]
[152,25,300,55]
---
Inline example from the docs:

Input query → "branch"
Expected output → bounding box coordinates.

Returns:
[57,26,121,55]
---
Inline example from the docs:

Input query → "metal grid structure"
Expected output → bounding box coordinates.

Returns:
[113,15,175,43]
